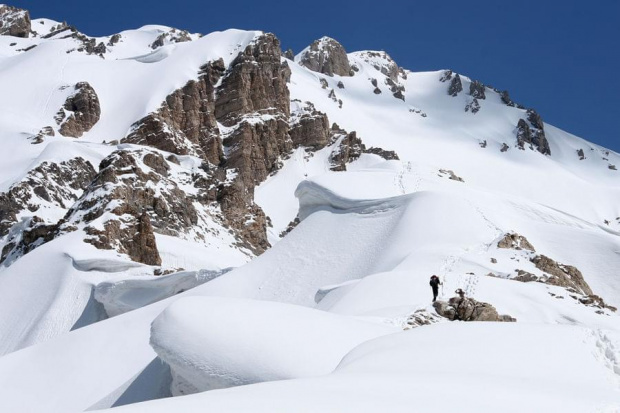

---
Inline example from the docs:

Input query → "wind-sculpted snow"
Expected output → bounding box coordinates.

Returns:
[96,323,620,413]
[294,179,413,220]
[150,296,397,395]
[96,269,229,317]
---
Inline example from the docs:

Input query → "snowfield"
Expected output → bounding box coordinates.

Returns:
[0,10,619,413]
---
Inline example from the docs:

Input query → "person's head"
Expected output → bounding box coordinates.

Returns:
[431,275,437,279]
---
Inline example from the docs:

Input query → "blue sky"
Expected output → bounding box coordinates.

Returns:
[16,0,620,152]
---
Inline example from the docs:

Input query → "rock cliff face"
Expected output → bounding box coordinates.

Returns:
[215,34,290,124]
[123,59,226,164]
[289,101,330,150]
[0,5,30,38]
[120,34,295,260]
[56,82,101,138]
[215,34,293,191]
[297,37,352,77]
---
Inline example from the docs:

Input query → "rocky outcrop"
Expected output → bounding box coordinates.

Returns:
[107,33,121,46]
[289,102,330,150]
[577,149,586,160]
[516,109,550,155]
[329,128,398,171]
[530,255,591,296]
[120,33,294,260]
[85,211,161,266]
[385,77,405,101]
[403,310,443,329]
[511,255,616,313]
[52,148,269,263]
[469,80,486,99]
[0,5,30,38]
[439,70,453,82]
[493,88,525,109]
[56,82,101,138]
[222,115,292,187]
[215,34,290,125]
[297,37,352,77]
[465,98,480,114]
[123,59,226,164]
[447,74,463,97]
[0,158,96,264]
[353,50,407,82]
[150,28,192,49]
[433,296,516,322]
[497,232,536,252]
[438,169,464,182]
[215,33,293,202]
[0,158,95,238]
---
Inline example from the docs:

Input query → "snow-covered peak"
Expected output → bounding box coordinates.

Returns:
[295,36,352,77]
[349,50,404,82]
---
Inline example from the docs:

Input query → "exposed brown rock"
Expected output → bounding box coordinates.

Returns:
[513,270,538,282]
[222,116,292,187]
[433,296,516,322]
[56,82,101,138]
[297,37,352,77]
[329,131,365,171]
[0,5,31,38]
[0,158,96,264]
[289,105,330,150]
[497,233,536,252]
[364,147,399,160]
[216,177,269,254]
[530,255,592,296]
[215,33,290,125]
[329,130,399,171]
[0,158,95,238]
[123,59,226,164]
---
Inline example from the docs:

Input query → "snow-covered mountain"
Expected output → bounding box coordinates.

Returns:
[0,4,619,412]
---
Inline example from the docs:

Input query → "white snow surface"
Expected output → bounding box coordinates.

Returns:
[0,18,619,413]
[150,296,397,394]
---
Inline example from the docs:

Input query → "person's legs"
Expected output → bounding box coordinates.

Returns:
[432,287,438,301]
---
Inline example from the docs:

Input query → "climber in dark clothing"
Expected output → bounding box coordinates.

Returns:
[429,275,442,302]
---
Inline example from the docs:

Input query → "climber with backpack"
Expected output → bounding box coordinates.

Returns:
[429,275,442,302]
